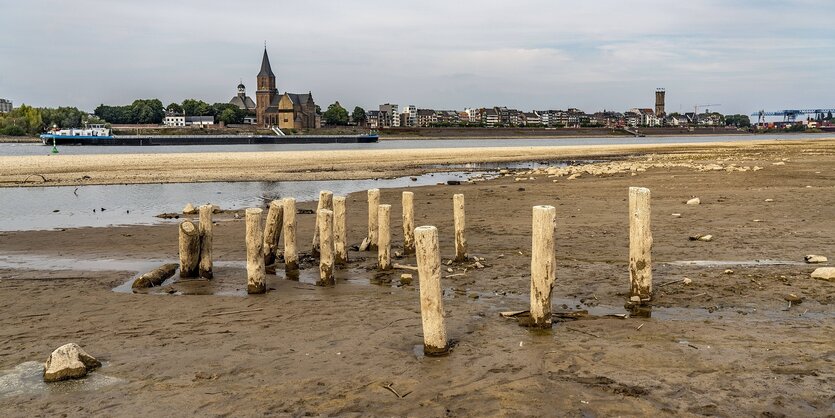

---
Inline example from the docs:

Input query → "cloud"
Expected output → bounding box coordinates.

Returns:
[0,0,833,114]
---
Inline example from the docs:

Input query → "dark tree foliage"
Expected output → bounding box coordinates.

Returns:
[94,99,164,124]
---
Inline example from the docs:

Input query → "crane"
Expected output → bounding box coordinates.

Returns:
[752,109,835,123]
[693,104,721,125]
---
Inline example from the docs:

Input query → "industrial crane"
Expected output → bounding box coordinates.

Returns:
[694,104,721,125]
[752,109,835,123]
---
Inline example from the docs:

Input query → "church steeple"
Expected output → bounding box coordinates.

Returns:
[256,46,278,126]
[258,48,275,78]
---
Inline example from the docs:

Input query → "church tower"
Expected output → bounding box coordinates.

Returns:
[256,48,277,126]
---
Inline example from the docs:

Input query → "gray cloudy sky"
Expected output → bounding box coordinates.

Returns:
[1,0,833,115]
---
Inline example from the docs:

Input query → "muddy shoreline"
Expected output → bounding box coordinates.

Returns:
[0,140,833,416]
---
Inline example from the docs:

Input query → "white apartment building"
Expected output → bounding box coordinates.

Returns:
[401,105,416,127]
[379,103,400,127]
[0,98,12,113]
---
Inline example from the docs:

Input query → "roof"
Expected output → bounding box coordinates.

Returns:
[186,116,214,122]
[269,92,313,107]
[230,95,256,110]
[258,48,275,78]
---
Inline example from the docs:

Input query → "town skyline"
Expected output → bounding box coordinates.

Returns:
[2,1,834,115]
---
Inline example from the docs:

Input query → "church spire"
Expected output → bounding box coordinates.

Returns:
[258,47,275,78]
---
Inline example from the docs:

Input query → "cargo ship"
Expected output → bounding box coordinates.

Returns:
[40,125,379,145]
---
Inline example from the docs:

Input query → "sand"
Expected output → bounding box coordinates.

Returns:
[0,139,833,416]
[4,139,832,187]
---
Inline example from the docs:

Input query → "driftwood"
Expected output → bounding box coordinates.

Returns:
[132,263,178,289]
[198,205,213,279]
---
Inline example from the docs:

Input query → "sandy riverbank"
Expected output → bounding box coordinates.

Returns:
[0,139,833,416]
[3,138,834,187]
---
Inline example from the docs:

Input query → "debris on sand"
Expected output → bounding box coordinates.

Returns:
[689,234,713,242]
[182,203,197,214]
[43,343,101,383]
[804,255,828,264]
[686,197,701,205]
[810,267,835,282]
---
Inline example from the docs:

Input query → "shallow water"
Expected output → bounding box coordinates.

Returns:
[0,361,122,398]
[0,170,496,231]
[0,133,828,157]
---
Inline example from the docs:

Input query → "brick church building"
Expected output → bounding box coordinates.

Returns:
[255,48,320,130]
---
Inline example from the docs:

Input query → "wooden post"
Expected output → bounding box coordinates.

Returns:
[317,209,335,286]
[333,196,348,265]
[453,194,468,262]
[629,187,652,301]
[402,191,415,255]
[246,208,266,294]
[198,204,213,279]
[378,204,392,270]
[415,226,449,356]
[529,205,557,328]
[132,263,178,289]
[283,198,299,279]
[179,220,200,278]
[312,190,334,255]
[367,188,380,251]
[262,199,284,267]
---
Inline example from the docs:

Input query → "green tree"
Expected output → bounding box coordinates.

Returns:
[166,102,183,114]
[315,105,322,115]
[351,106,367,125]
[323,101,349,126]
[182,99,212,117]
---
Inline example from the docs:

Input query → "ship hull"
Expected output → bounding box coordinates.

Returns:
[40,134,379,146]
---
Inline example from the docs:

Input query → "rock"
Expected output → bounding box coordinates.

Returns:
[410,177,418,181]
[683,277,693,285]
[784,293,803,304]
[446,267,454,273]
[772,161,785,166]
[764,199,774,202]
[446,180,461,186]
[474,261,485,269]
[399,273,413,286]
[724,269,734,275]
[629,296,641,303]
[358,237,370,252]
[672,213,682,218]
[43,343,101,383]
[182,203,197,214]
[689,234,713,242]
[810,267,835,281]
[567,173,581,180]
[805,255,828,264]
[686,197,701,205]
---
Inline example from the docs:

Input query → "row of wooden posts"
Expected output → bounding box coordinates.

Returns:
[176,186,653,355]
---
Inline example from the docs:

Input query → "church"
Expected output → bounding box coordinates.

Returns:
[254,48,321,130]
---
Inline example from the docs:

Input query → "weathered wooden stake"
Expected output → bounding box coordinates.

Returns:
[283,198,299,279]
[317,209,335,286]
[262,199,284,267]
[453,194,468,262]
[629,187,653,301]
[367,188,380,251]
[132,263,178,289]
[312,190,334,255]
[333,196,348,265]
[378,204,392,270]
[415,226,449,356]
[178,220,200,278]
[402,191,415,255]
[246,208,266,294]
[198,204,213,279]
[529,205,557,328]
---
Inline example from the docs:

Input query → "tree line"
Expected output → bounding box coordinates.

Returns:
[0,105,106,136]
[93,99,250,125]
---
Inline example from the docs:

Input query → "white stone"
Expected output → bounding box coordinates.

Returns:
[686,197,701,205]
[810,267,835,281]
[43,343,101,382]
[698,234,713,242]
[567,173,581,180]
[805,255,828,264]
[682,277,692,285]
[672,213,682,218]
[182,203,196,214]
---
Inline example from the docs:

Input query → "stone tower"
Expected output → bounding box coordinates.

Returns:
[655,88,666,117]
[256,48,277,126]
